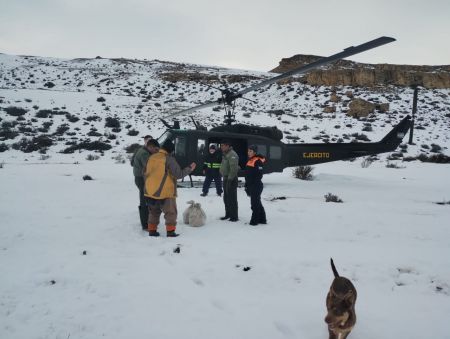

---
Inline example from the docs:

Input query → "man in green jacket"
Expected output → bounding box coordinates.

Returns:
[131,135,156,229]
[219,140,239,221]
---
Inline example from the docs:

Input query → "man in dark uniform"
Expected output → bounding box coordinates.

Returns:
[244,144,267,226]
[131,135,154,230]
[201,144,223,197]
[219,140,239,221]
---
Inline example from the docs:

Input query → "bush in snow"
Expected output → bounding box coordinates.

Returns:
[125,143,140,153]
[112,154,126,164]
[292,165,314,180]
[86,154,100,161]
[105,117,121,128]
[127,129,139,136]
[324,193,343,203]
[82,175,93,181]
[0,143,9,152]
[35,109,53,118]
[44,81,55,88]
[62,140,112,153]
[4,106,28,117]
[97,96,106,102]
[12,135,53,153]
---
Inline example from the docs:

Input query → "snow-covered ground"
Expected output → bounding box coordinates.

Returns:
[1,52,450,339]
[1,159,450,339]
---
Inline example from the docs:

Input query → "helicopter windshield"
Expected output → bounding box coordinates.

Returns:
[157,131,174,146]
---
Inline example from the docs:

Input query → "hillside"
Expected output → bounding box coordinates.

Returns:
[1,53,449,163]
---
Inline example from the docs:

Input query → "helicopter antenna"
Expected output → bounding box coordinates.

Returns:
[163,36,396,122]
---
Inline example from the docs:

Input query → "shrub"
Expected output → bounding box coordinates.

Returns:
[386,162,405,169]
[324,193,343,203]
[0,143,9,152]
[65,113,80,123]
[127,129,139,136]
[53,124,70,136]
[416,153,450,164]
[97,97,106,102]
[0,161,4,169]
[35,109,53,118]
[0,128,19,140]
[39,154,50,161]
[105,117,121,128]
[44,81,55,88]
[112,154,126,164]
[86,115,101,122]
[86,154,100,161]
[83,175,93,180]
[4,106,28,117]
[62,140,112,153]
[430,143,442,153]
[125,143,140,153]
[12,135,53,153]
[292,165,314,180]
[351,133,370,142]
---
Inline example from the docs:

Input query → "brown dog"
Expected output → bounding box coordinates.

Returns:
[324,258,357,339]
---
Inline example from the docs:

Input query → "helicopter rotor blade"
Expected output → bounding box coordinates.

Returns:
[163,101,220,119]
[166,36,395,119]
[236,36,395,96]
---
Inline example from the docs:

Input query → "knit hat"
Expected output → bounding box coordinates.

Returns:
[162,139,175,153]
[209,144,216,150]
[248,144,258,152]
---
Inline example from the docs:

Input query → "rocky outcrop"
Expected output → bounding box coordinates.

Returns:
[271,55,450,89]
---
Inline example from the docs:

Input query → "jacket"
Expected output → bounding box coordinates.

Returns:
[220,148,239,180]
[245,155,266,189]
[131,146,150,177]
[143,149,192,199]
[203,151,222,173]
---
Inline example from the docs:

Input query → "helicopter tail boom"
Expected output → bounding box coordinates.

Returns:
[286,115,411,166]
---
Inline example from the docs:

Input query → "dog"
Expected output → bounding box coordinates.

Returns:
[324,258,357,339]
[182,200,206,227]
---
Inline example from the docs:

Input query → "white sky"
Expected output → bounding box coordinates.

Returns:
[1,0,449,71]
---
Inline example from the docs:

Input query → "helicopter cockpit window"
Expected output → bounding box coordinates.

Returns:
[256,144,267,157]
[270,145,281,159]
[175,136,186,157]
[157,131,173,146]
[197,139,206,156]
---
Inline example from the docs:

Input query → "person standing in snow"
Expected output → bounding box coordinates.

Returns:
[131,135,153,230]
[219,140,239,222]
[144,139,196,237]
[244,145,267,226]
[201,144,223,197]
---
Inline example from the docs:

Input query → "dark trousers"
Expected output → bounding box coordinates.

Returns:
[223,177,238,219]
[249,183,266,224]
[135,176,149,229]
[202,170,223,195]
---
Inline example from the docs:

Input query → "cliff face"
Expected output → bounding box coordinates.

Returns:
[271,55,450,89]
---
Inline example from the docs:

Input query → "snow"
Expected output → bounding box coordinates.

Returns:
[1,160,450,339]
[1,52,450,338]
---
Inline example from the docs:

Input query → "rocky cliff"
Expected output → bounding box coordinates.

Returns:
[271,55,450,89]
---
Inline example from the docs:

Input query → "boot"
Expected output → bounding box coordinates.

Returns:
[200,192,207,197]
[149,230,160,237]
[220,216,230,220]
[167,230,179,237]
[139,206,148,230]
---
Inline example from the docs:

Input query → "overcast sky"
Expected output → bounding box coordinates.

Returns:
[1,0,449,71]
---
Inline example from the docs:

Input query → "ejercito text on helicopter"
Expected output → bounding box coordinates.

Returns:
[157,36,412,176]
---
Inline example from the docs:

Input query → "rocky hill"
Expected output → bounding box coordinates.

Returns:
[271,55,450,89]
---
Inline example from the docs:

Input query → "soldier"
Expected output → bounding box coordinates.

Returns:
[244,145,267,226]
[219,140,239,222]
[144,139,196,237]
[201,144,223,197]
[131,135,153,230]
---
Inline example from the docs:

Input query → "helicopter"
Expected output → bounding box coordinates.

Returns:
[156,36,412,176]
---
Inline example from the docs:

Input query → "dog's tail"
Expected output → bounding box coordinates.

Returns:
[330,258,340,278]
